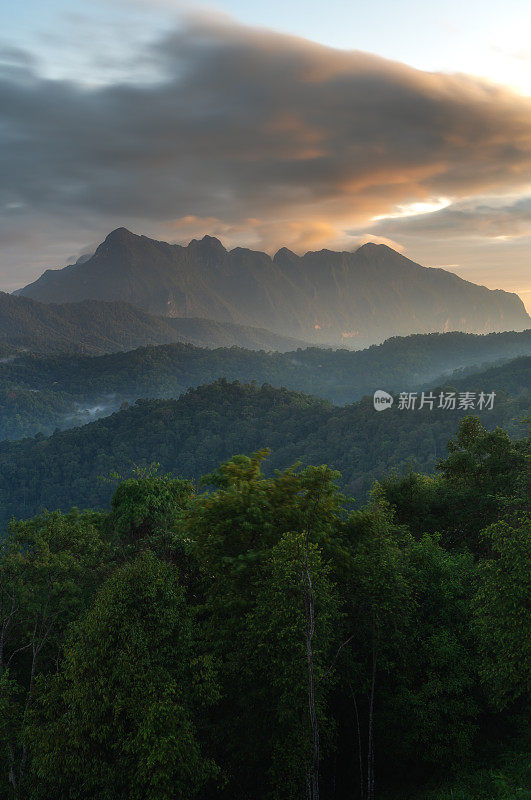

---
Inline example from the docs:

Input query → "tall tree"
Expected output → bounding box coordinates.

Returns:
[0,509,110,798]
[186,453,343,799]
[30,551,218,800]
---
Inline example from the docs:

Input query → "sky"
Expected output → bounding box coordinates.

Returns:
[1,0,530,309]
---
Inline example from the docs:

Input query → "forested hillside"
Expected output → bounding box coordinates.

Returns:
[427,355,531,396]
[1,330,529,440]
[0,292,311,354]
[0,376,527,527]
[1,418,528,799]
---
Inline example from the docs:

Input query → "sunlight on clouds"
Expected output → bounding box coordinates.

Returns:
[1,15,531,299]
[372,197,452,222]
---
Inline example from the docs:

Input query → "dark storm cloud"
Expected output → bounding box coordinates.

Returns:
[1,16,531,257]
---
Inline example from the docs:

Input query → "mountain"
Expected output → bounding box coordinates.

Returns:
[1,330,529,441]
[15,228,530,346]
[0,371,527,527]
[0,292,312,354]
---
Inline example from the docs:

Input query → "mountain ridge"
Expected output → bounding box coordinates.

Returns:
[15,228,530,347]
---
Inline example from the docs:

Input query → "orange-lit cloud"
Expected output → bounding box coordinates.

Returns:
[0,16,530,292]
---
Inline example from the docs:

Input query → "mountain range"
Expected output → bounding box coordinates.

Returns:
[16,228,530,347]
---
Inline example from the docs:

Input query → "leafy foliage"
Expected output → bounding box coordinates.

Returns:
[0,418,528,800]
[31,551,218,800]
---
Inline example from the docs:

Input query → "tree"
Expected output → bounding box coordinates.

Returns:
[330,503,479,798]
[244,530,340,800]
[186,453,343,800]
[30,551,218,800]
[107,467,198,586]
[335,505,411,800]
[378,417,529,554]
[472,502,530,710]
[435,417,527,553]
[0,509,110,799]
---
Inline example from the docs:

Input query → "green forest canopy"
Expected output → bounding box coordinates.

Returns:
[0,417,529,800]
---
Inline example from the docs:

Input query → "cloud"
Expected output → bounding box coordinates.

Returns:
[1,15,531,281]
[371,196,531,239]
